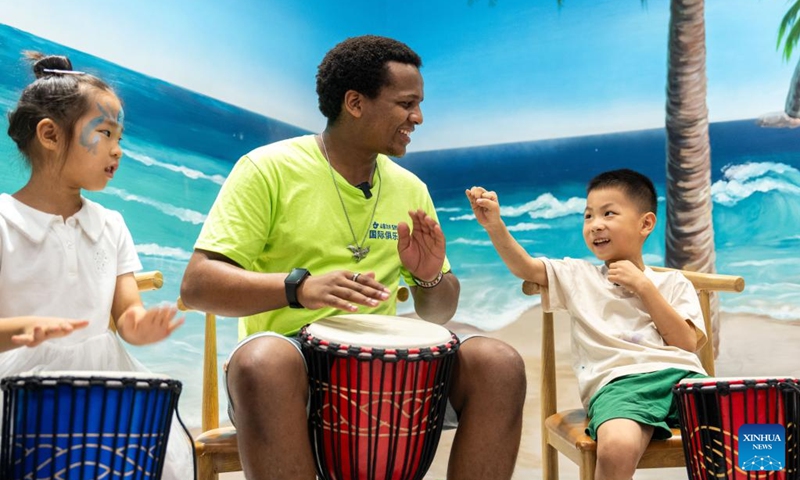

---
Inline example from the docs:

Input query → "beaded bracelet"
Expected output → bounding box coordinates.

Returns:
[412,270,444,288]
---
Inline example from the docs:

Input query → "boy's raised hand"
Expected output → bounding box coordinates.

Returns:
[117,304,184,346]
[465,186,502,228]
[11,318,90,348]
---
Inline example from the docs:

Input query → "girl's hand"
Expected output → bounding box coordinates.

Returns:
[12,318,90,347]
[117,304,184,346]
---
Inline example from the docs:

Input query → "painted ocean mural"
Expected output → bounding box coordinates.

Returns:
[2,24,800,427]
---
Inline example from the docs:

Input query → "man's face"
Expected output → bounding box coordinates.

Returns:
[360,61,424,157]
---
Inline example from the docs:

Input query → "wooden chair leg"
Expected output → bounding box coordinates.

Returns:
[543,441,559,480]
[197,455,217,480]
[579,450,596,480]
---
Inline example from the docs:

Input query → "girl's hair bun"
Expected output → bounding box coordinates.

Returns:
[26,51,74,79]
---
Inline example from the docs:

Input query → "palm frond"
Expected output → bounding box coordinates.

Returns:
[778,0,800,59]
[784,18,800,61]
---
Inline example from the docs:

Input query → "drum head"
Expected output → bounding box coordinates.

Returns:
[306,314,453,349]
[678,376,799,386]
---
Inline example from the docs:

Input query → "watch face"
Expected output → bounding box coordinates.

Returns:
[286,268,310,284]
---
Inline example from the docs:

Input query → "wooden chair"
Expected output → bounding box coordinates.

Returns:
[177,298,241,480]
[179,286,411,480]
[522,267,745,480]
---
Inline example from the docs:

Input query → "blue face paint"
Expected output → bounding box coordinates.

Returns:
[117,108,125,128]
[79,114,104,154]
[78,102,117,154]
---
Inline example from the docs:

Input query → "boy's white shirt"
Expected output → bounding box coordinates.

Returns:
[541,257,707,408]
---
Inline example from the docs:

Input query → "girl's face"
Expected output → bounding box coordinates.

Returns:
[62,90,124,191]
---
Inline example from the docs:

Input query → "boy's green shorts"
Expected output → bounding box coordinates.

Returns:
[586,368,706,441]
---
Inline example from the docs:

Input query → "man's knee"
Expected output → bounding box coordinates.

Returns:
[454,337,527,401]
[228,336,306,389]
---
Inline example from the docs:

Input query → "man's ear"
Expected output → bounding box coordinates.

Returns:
[640,211,656,237]
[35,118,62,152]
[343,90,363,119]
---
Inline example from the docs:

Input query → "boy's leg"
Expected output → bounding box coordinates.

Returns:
[226,334,316,480]
[595,418,654,480]
[446,336,527,480]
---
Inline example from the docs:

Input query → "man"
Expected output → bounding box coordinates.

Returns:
[181,35,525,480]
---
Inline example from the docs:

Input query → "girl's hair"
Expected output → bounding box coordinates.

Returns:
[7,51,116,166]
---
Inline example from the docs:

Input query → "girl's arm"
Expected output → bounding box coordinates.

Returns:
[0,317,89,352]
[112,272,183,346]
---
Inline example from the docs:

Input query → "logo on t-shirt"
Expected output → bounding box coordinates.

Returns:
[738,424,785,471]
[369,222,398,241]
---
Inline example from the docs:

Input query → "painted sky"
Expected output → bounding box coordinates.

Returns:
[0,0,794,150]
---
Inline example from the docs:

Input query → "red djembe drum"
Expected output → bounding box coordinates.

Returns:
[673,377,800,480]
[300,314,459,480]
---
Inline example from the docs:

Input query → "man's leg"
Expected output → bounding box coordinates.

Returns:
[445,336,527,480]
[227,335,317,480]
[595,418,654,480]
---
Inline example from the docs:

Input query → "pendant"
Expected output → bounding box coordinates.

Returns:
[347,244,370,262]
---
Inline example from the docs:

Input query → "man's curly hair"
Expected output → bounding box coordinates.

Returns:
[316,35,422,123]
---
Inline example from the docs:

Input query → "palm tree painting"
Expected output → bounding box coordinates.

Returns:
[663,0,720,354]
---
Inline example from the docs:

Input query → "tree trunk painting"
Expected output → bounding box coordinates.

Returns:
[665,0,720,355]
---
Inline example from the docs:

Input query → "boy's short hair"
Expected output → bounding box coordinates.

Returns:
[587,169,658,215]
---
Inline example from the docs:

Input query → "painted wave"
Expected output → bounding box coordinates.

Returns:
[712,162,800,206]
[126,150,226,185]
[103,187,207,225]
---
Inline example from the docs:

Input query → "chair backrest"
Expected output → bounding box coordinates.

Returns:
[522,267,745,420]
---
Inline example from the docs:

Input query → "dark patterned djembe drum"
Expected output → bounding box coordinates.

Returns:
[300,314,459,480]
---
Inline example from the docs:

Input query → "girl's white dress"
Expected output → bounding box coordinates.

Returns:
[0,194,193,479]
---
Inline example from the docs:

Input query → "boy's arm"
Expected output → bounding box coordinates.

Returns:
[465,187,548,286]
[607,261,699,352]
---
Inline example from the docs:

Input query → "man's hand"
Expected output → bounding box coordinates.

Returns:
[297,271,391,312]
[397,209,446,282]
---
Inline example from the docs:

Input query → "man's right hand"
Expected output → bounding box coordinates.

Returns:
[297,270,391,312]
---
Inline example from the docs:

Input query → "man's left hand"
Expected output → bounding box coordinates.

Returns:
[397,209,446,283]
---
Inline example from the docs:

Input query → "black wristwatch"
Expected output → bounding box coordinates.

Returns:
[285,268,311,309]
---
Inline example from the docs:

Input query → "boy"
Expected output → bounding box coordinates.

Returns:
[466,169,706,480]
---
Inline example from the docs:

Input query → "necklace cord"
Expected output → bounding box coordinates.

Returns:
[319,134,382,261]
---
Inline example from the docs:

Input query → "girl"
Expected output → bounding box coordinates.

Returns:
[0,52,192,478]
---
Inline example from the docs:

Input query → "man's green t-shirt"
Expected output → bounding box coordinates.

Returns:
[195,135,451,339]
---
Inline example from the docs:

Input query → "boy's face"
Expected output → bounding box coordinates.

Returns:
[582,186,655,264]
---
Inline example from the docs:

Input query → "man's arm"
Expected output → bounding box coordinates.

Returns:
[466,187,548,286]
[410,272,460,324]
[180,249,392,316]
